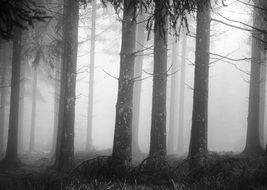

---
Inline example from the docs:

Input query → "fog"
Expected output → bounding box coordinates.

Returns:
[0,0,266,157]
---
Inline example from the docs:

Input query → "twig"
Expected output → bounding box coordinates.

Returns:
[102,69,118,80]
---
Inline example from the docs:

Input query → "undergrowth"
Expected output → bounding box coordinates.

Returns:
[0,153,266,189]
[65,154,267,190]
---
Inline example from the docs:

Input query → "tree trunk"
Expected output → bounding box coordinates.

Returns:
[29,66,38,152]
[0,42,7,155]
[53,0,79,172]
[177,32,187,153]
[243,0,265,155]
[18,61,26,154]
[132,13,146,155]
[188,2,210,169]
[51,58,61,156]
[51,0,63,158]
[259,40,266,149]
[86,0,96,152]
[167,37,179,154]
[111,0,136,166]
[149,0,168,157]
[1,27,23,168]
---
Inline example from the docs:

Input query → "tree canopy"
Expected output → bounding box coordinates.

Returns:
[105,0,210,36]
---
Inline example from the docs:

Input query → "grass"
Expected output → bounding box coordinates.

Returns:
[0,151,266,189]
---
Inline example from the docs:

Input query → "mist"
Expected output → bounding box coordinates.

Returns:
[0,0,266,189]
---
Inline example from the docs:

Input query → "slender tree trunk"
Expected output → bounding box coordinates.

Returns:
[29,66,38,152]
[18,61,26,154]
[132,13,146,155]
[167,38,179,154]
[54,62,63,162]
[0,42,7,155]
[51,59,60,156]
[243,0,264,155]
[53,0,79,171]
[188,2,210,169]
[259,40,266,148]
[1,27,23,168]
[112,0,136,166]
[149,0,168,157]
[177,32,187,153]
[51,0,63,158]
[86,0,96,151]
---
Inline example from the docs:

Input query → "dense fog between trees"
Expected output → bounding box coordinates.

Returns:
[0,0,266,189]
[0,1,262,155]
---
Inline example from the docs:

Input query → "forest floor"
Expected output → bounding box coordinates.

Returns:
[0,150,266,189]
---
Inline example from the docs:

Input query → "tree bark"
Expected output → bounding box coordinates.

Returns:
[29,66,38,152]
[167,37,179,154]
[243,0,265,155]
[53,0,79,172]
[149,0,168,157]
[188,2,210,169]
[132,13,146,155]
[0,42,7,155]
[86,0,97,152]
[177,32,187,153]
[1,27,23,168]
[112,0,136,166]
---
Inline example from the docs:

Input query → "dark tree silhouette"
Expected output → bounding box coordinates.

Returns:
[243,0,266,155]
[0,27,23,168]
[149,0,168,157]
[112,0,137,166]
[188,1,211,169]
[53,0,79,171]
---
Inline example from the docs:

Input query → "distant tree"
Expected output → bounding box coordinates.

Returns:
[51,0,63,158]
[132,13,146,155]
[53,0,79,171]
[111,0,137,166]
[168,37,179,154]
[243,0,266,155]
[86,0,97,152]
[0,27,23,168]
[177,31,187,153]
[188,1,211,169]
[29,65,38,152]
[18,60,26,154]
[149,0,168,157]
[52,59,61,156]
[0,42,9,155]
